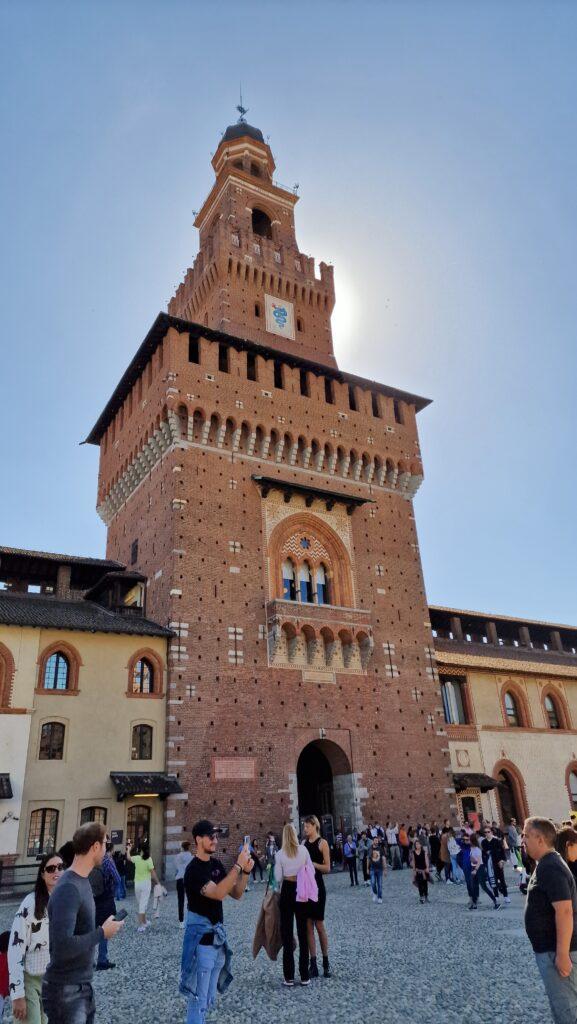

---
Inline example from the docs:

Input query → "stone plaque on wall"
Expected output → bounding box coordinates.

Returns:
[213,757,256,781]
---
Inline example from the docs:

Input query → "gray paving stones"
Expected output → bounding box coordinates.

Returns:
[0,867,549,1023]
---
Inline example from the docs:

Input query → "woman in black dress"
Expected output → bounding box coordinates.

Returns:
[411,838,430,904]
[303,815,331,978]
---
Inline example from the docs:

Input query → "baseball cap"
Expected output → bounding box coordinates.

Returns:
[192,819,218,838]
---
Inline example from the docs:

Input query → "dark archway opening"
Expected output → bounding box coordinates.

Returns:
[497,770,520,823]
[297,743,334,820]
[252,208,273,239]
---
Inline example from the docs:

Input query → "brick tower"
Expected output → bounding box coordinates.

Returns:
[87,115,453,868]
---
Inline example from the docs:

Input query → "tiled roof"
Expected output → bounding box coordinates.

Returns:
[429,604,577,633]
[0,594,171,638]
[0,546,124,568]
[435,649,577,679]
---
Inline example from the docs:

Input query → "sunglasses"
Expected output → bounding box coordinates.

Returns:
[44,863,64,874]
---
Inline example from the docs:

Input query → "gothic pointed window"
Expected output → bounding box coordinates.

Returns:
[316,563,329,606]
[504,691,520,727]
[282,559,296,601]
[544,695,560,730]
[133,658,154,695]
[298,562,313,604]
[43,653,69,691]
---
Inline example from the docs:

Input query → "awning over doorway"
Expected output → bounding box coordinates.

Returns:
[110,772,182,801]
[453,772,499,793]
[0,774,13,799]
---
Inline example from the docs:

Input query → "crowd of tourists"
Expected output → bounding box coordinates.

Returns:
[1,814,577,1024]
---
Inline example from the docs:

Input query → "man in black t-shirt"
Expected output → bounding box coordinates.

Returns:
[181,819,253,1024]
[524,816,577,1023]
[482,826,510,902]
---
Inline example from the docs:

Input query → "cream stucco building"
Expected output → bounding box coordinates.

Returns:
[431,605,577,827]
[0,547,176,873]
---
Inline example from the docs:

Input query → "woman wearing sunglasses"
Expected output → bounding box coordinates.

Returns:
[8,853,64,1023]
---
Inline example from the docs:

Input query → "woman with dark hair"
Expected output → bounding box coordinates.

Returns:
[8,852,64,1022]
[469,833,500,910]
[556,827,577,882]
[303,815,331,978]
[410,839,430,904]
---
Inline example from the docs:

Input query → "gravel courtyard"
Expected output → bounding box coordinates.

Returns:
[1,866,549,1024]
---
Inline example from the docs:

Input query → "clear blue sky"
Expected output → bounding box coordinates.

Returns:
[1,1,575,623]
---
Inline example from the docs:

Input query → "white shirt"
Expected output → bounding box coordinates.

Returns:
[274,846,312,884]
[175,850,193,880]
[386,826,398,845]
[9,892,50,998]
[470,847,483,870]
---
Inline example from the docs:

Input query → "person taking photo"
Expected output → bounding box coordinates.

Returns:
[180,820,253,1024]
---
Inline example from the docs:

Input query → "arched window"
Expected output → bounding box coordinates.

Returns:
[316,564,329,606]
[80,806,107,826]
[298,562,313,603]
[0,643,15,707]
[43,652,69,691]
[250,162,261,178]
[127,804,150,848]
[39,722,65,760]
[132,658,154,695]
[27,808,59,857]
[545,694,561,730]
[282,560,296,601]
[132,724,153,760]
[504,691,520,727]
[569,771,577,810]
[252,208,272,239]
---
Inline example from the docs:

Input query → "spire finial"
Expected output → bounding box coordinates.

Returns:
[236,84,248,123]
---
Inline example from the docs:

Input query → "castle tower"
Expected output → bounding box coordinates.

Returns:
[168,118,336,366]
[87,115,453,869]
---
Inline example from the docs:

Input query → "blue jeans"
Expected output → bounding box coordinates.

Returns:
[42,982,96,1024]
[186,943,226,1024]
[450,855,464,882]
[535,951,577,1024]
[96,936,109,966]
[370,867,383,899]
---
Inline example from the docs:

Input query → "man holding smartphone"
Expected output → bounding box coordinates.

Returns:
[42,822,124,1024]
[181,820,253,1024]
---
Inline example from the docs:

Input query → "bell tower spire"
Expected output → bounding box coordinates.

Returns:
[168,114,337,367]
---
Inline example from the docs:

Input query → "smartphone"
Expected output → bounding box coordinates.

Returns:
[113,908,128,922]
[243,835,251,848]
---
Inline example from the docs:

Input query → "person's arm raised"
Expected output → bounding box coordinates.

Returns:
[200,848,253,903]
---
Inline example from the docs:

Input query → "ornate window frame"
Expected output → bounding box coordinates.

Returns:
[126,648,165,699]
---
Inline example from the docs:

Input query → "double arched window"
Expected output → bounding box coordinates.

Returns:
[43,652,69,691]
[132,658,154,695]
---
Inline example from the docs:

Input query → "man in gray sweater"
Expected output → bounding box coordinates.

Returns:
[42,822,124,1023]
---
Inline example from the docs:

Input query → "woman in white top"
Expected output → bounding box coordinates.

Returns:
[274,824,313,987]
[9,852,64,1023]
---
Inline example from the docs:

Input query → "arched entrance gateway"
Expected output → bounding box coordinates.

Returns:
[493,760,529,826]
[296,740,357,840]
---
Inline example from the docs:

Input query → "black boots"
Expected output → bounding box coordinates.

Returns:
[310,956,331,979]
